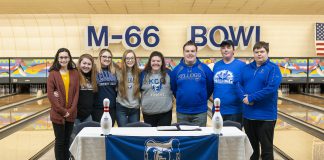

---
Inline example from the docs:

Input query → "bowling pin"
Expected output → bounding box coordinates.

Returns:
[0,85,4,95]
[101,98,112,135]
[5,85,9,94]
[212,98,223,134]
[310,84,314,94]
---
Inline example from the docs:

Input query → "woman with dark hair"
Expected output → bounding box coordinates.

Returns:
[47,48,79,160]
[140,51,173,126]
[92,48,118,126]
[116,50,141,127]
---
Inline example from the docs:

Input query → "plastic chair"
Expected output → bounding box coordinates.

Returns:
[223,120,242,130]
[125,122,152,127]
[75,121,100,133]
[71,121,100,142]
[69,121,100,160]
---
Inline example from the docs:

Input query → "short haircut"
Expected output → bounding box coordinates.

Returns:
[253,41,269,53]
[183,40,197,51]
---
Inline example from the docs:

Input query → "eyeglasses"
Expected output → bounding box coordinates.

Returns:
[125,57,135,61]
[59,56,70,59]
[101,55,112,59]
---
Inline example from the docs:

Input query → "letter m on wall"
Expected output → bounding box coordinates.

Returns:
[87,26,108,47]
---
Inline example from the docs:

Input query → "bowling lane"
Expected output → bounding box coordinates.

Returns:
[274,118,323,160]
[285,94,324,107]
[0,94,36,107]
[278,100,324,129]
[0,113,54,160]
[0,98,50,128]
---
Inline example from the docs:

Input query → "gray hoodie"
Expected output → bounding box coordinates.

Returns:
[141,72,173,115]
[117,70,140,108]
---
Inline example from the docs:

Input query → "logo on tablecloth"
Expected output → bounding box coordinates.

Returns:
[106,135,218,160]
[144,138,180,160]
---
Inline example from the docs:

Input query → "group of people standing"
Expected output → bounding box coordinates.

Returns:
[47,39,282,160]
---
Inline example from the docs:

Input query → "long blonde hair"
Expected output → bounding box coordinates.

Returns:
[77,54,97,92]
[96,48,116,75]
[118,50,140,98]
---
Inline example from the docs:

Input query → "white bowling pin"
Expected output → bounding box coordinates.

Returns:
[212,98,223,134]
[100,98,112,135]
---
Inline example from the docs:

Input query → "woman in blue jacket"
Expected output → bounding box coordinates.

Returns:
[92,49,118,126]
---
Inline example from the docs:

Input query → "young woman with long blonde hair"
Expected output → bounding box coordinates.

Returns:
[92,49,118,126]
[116,50,141,127]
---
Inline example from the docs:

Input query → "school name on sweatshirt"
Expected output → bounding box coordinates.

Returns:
[96,71,117,85]
[178,73,202,80]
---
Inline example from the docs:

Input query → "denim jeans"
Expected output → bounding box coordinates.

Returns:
[74,115,93,126]
[116,102,140,127]
[176,112,207,127]
[52,121,74,160]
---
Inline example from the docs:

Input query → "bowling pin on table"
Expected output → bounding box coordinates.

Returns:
[101,98,112,135]
[212,98,223,135]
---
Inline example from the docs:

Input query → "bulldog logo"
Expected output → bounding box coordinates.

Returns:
[144,138,180,160]
[151,82,162,93]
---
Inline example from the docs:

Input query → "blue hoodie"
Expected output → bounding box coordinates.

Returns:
[236,59,282,120]
[94,68,118,109]
[171,58,213,114]
[213,59,245,115]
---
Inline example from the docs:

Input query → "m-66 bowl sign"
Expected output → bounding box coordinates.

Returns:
[86,26,159,50]
[86,25,260,50]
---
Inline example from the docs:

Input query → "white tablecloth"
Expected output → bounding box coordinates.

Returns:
[70,127,253,160]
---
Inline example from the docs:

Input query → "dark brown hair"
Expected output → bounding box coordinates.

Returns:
[183,40,197,52]
[49,48,76,71]
[253,41,269,53]
[144,51,167,84]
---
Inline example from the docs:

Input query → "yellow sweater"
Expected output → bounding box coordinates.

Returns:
[60,71,70,107]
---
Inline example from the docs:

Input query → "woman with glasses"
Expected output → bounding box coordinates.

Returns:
[92,49,118,126]
[115,50,141,127]
[140,51,173,127]
[47,48,79,160]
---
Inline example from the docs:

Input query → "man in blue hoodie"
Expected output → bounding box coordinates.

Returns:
[171,40,213,127]
[213,40,245,126]
[237,41,282,160]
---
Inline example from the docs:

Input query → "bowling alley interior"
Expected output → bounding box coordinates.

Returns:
[0,0,323,160]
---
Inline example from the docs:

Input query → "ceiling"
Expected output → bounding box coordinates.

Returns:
[1,0,324,15]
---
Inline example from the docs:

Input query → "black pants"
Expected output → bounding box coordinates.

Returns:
[91,107,116,127]
[243,118,276,160]
[52,121,74,160]
[143,110,172,127]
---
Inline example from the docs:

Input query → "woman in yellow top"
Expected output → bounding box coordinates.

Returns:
[47,48,79,160]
